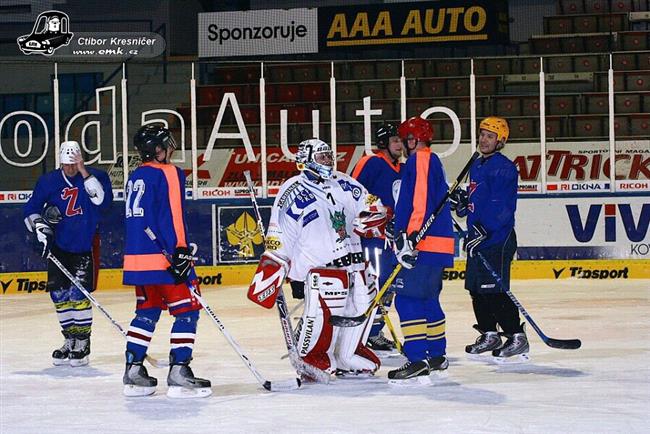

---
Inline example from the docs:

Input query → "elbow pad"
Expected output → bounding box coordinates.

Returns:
[84,175,105,205]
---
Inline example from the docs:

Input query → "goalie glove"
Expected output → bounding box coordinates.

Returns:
[353,205,392,238]
[167,246,197,284]
[33,217,54,258]
[247,251,290,309]
[393,231,418,269]
[449,188,469,218]
[464,223,488,258]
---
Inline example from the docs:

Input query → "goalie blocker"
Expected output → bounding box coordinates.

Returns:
[248,252,290,309]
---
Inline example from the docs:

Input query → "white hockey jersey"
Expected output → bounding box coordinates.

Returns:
[266,172,380,282]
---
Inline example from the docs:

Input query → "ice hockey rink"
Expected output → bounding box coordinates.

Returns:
[1,278,648,434]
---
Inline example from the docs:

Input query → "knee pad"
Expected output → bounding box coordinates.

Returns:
[295,268,349,373]
[134,308,162,327]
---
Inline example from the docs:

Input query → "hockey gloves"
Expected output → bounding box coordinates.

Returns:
[33,217,54,258]
[353,205,391,238]
[247,251,290,308]
[464,223,488,258]
[449,188,469,218]
[394,231,418,269]
[167,246,197,284]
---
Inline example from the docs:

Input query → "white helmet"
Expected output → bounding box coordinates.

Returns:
[60,141,81,164]
[296,138,334,180]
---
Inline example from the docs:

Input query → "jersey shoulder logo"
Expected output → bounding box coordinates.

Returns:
[337,179,362,200]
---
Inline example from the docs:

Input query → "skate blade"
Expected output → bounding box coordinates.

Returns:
[123,385,156,397]
[374,350,401,359]
[335,369,376,379]
[166,386,212,399]
[466,352,495,362]
[491,353,531,365]
[388,375,436,387]
[69,357,89,367]
[52,358,69,366]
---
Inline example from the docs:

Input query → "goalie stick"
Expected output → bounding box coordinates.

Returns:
[330,151,481,327]
[451,218,581,350]
[243,171,331,384]
[46,252,167,368]
[144,227,301,392]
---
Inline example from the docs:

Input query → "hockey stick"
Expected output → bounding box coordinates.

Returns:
[46,252,167,368]
[330,151,481,327]
[451,218,581,350]
[243,171,330,384]
[144,227,301,392]
[378,303,403,354]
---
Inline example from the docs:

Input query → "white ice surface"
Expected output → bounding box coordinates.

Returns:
[1,279,648,433]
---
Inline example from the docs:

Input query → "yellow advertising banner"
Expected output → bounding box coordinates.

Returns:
[1,260,647,295]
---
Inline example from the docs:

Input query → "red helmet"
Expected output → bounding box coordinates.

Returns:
[398,116,434,143]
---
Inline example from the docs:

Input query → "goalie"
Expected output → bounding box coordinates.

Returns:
[247,138,390,378]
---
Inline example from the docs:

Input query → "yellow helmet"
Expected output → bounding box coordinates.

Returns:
[479,117,509,148]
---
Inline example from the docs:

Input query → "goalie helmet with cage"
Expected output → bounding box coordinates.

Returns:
[479,116,509,150]
[296,138,334,180]
[133,124,177,162]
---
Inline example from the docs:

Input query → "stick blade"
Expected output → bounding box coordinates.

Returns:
[545,338,582,350]
[329,314,366,327]
[264,378,301,392]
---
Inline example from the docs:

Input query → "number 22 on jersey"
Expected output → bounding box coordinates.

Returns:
[125,179,145,217]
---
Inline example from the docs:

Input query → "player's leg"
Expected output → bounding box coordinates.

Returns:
[123,285,162,397]
[422,267,448,376]
[388,266,447,384]
[464,252,503,359]
[335,270,380,377]
[367,246,399,355]
[163,280,211,398]
[47,248,80,365]
[65,251,94,367]
[295,268,349,375]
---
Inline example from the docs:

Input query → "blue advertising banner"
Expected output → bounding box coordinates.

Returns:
[217,205,271,263]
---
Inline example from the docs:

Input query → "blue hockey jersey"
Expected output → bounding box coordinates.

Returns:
[394,148,454,267]
[123,162,196,285]
[351,153,402,250]
[466,152,518,249]
[24,168,113,253]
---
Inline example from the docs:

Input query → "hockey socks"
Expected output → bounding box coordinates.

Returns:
[126,308,161,362]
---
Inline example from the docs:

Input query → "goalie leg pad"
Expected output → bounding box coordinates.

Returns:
[335,271,380,373]
[247,252,290,309]
[296,268,349,374]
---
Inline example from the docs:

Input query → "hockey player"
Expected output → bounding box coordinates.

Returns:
[247,138,389,378]
[122,124,211,398]
[449,116,528,363]
[389,116,454,384]
[351,123,403,355]
[23,141,112,367]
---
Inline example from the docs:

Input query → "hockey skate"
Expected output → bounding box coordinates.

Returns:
[166,357,212,399]
[425,355,449,381]
[465,325,502,361]
[366,331,400,358]
[69,334,90,367]
[492,328,530,364]
[52,330,74,366]
[123,351,158,397]
[388,355,448,386]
